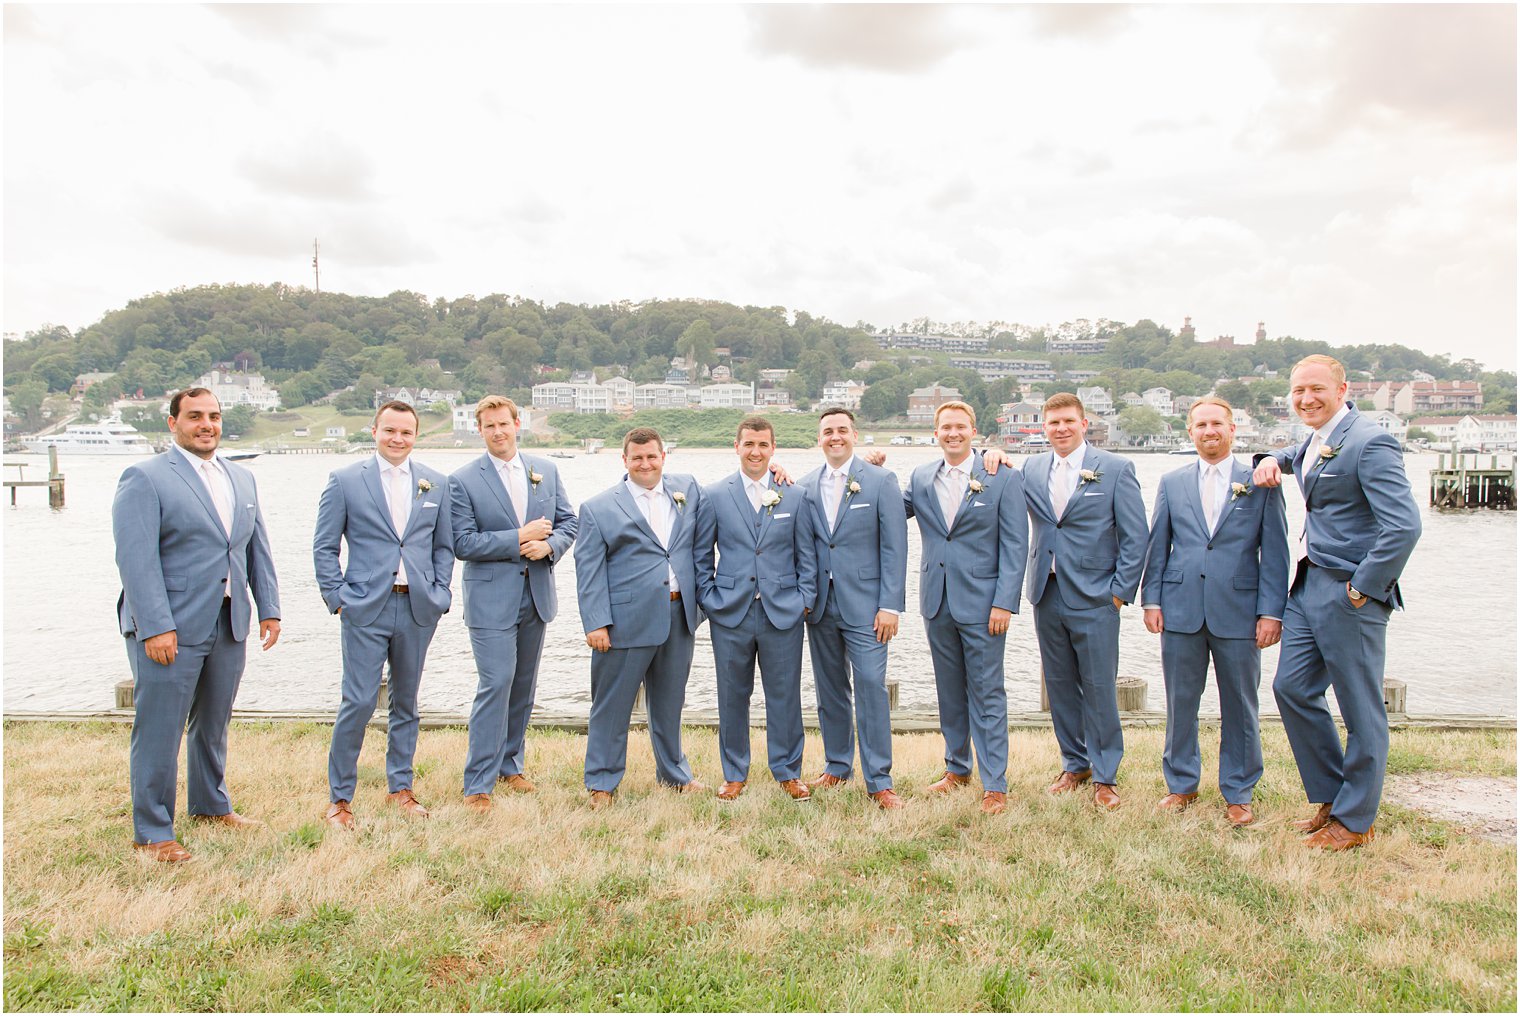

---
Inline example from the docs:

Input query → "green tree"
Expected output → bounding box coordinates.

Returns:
[7,380,48,429]
[1117,405,1167,442]
[676,319,716,372]
[222,405,256,437]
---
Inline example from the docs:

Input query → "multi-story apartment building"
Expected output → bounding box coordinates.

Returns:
[195,368,282,411]
[877,332,991,354]
[820,379,866,410]
[948,356,1056,383]
[699,382,756,409]
[633,383,689,410]
[906,384,961,424]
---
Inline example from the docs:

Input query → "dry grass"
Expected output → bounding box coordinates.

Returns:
[3,720,1515,1011]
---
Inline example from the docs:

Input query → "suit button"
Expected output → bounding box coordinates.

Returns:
[749,577,755,582]
[220,578,227,584]
[829,543,836,548]
[1056,522,1063,529]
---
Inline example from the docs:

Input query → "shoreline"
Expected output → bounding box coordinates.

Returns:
[5,707,1514,732]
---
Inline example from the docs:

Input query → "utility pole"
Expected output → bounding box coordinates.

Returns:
[312,238,321,295]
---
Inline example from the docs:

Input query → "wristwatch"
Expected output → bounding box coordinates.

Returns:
[1347,584,1365,600]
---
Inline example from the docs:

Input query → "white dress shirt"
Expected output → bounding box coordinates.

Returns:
[937,457,972,527]
[1298,404,1351,561]
[377,454,413,586]
[626,477,678,593]
[492,451,530,525]
[744,474,769,513]
[822,455,856,531]
[1197,454,1235,535]
[1047,441,1087,572]
[174,442,234,597]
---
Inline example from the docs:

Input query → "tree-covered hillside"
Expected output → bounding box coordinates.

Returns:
[4,284,1513,421]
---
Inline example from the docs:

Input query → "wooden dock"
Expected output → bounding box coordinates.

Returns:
[1430,451,1515,509]
[3,447,64,507]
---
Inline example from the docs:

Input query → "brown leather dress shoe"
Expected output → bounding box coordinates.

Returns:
[807,772,848,790]
[777,779,812,801]
[588,790,614,811]
[500,773,536,793]
[927,771,973,795]
[671,780,706,795]
[386,788,429,818]
[716,781,746,801]
[325,801,356,829]
[870,788,905,810]
[1047,769,1092,794]
[133,839,192,863]
[1304,819,1375,851]
[1226,803,1255,827]
[193,811,263,829]
[980,791,1007,815]
[1156,792,1199,812]
[1292,802,1333,833]
[1093,784,1121,810]
[463,793,492,813]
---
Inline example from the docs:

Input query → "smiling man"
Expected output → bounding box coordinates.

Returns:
[800,407,909,810]
[449,396,577,812]
[314,400,455,829]
[1252,355,1422,849]
[1140,396,1288,828]
[112,387,281,862]
[1023,392,1147,810]
[575,427,706,807]
[903,401,1028,815]
[693,416,819,802]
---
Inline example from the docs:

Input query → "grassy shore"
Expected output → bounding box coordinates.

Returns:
[4,722,1514,1011]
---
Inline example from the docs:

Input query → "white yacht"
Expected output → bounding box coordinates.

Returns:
[26,416,155,455]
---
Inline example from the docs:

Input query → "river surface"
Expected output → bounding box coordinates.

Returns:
[3,447,1514,717]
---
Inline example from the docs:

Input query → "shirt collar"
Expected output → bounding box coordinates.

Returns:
[1053,442,1087,467]
[492,451,520,472]
[375,453,411,475]
[1197,454,1236,478]
[941,454,974,476]
[744,473,769,492]
[626,477,665,500]
[829,456,856,479]
[173,441,222,473]
[1314,405,1351,442]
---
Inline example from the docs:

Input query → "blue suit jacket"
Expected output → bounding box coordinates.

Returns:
[112,450,280,644]
[904,452,1028,623]
[693,471,819,629]
[1141,458,1290,638]
[1023,446,1148,610]
[575,474,705,647]
[800,457,908,628]
[449,453,577,629]
[312,457,454,627]
[1269,406,1422,607]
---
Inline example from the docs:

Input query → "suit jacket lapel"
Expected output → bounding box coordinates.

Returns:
[757,478,783,545]
[727,475,761,547]
[613,480,661,545]
[480,454,520,527]
[171,452,230,537]
[1025,454,1054,523]
[920,464,950,535]
[520,455,545,521]
[948,453,986,532]
[1180,466,1208,536]
[362,458,403,539]
[1210,460,1251,537]
[665,483,688,546]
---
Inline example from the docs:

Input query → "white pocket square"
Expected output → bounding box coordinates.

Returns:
[972,500,987,507]
[1083,491,1104,497]
[773,512,791,519]
[849,502,871,510]
[422,501,438,508]
[245,504,255,509]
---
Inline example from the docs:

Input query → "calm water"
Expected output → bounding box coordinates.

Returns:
[3,447,1514,717]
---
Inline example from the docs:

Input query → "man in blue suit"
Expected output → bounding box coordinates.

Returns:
[1141,396,1289,827]
[314,400,455,828]
[450,395,577,812]
[112,387,281,862]
[904,401,1028,815]
[576,427,706,807]
[1253,355,1422,849]
[801,407,909,810]
[694,416,819,803]
[1024,392,1148,810]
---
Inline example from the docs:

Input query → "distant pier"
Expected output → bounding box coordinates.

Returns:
[1430,452,1515,509]
[4,447,65,508]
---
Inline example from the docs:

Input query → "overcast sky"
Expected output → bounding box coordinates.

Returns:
[4,4,1515,370]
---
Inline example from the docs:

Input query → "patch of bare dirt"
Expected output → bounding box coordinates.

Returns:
[1383,774,1516,844]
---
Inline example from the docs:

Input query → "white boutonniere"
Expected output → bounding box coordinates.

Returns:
[844,475,862,502]
[1230,481,1251,502]
[761,488,783,515]
[416,478,433,496]
[671,491,687,511]
[529,470,543,491]
[965,477,985,499]
[1077,468,1102,488]
[1317,443,1340,463]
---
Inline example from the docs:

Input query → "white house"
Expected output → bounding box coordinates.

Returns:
[531,382,611,414]
[1363,409,1409,443]
[195,368,281,411]
[821,379,867,410]
[452,405,478,435]
[1141,387,1175,417]
[1076,386,1114,416]
[599,375,636,408]
[699,382,756,409]
[633,383,689,410]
